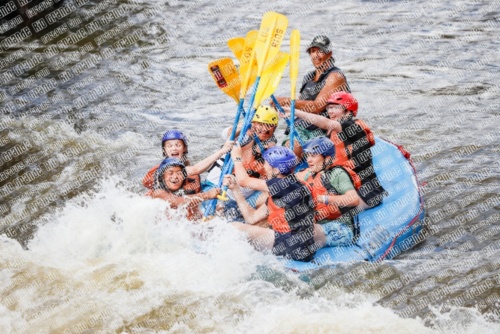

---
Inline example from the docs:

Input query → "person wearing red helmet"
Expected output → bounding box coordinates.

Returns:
[273,35,351,156]
[282,92,387,209]
[142,130,233,191]
[223,144,318,262]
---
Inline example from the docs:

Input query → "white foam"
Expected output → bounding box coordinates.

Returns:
[1,177,499,333]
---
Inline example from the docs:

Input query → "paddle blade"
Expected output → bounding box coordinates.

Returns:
[254,52,290,107]
[254,12,288,76]
[228,37,245,60]
[290,29,300,100]
[208,58,241,104]
[239,30,259,98]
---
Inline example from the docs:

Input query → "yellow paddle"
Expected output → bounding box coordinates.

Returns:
[207,58,241,104]
[254,51,289,107]
[216,12,288,201]
[289,29,300,150]
[227,37,245,60]
[229,31,259,99]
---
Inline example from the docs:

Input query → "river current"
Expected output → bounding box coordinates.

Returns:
[0,0,499,333]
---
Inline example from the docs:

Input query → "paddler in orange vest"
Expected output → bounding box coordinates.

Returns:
[282,92,387,208]
[142,130,233,192]
[146,158,221,221]
[222,145,318,262]
[300,137,365,247]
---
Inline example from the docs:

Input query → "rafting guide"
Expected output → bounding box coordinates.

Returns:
[141,11,426,269]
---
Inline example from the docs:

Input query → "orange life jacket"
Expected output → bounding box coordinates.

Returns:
[311,165,361,221]
[241,157,267,180]
[266,177,315,234]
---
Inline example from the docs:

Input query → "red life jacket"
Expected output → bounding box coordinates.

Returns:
[311,165,361,221]
[266,176,315,234]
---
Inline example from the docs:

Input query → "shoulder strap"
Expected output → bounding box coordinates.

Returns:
[355,119,375,146]
[320,170,338,195]
[323,165,362,192]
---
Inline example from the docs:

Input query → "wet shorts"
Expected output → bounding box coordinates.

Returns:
[319,221,354,247]
[272,226,316,262]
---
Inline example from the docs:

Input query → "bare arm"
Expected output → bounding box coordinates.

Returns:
[186,140,234,176]
[320,189,360,208]
[253,191,269,208]
[148,188,220,208]
[224,175,269,225]
[231,144,269,193]
[224,123,243,140]
[292,109,342,133]
[274,71,348,114]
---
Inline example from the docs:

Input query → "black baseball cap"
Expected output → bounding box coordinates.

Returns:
[306,35,332,54]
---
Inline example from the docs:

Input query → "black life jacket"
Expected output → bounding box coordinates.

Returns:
[291,59,351,133]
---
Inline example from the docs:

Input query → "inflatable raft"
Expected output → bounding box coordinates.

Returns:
[284,137,426,272]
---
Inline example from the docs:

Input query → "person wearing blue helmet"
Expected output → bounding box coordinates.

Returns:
[143,129,233,190]
[146,158,221,221]
[301,137,365,247]
[222,144,318,262]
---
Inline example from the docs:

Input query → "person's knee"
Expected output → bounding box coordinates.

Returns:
[252,232,274,250]
[313,224,326,247]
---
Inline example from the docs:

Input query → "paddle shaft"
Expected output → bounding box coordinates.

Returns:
[290,100,296,150]
[204,98,245,217]
[270,95,305,146]
[218,76,264,195]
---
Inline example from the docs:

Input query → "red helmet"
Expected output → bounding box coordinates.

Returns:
[327,92,358,117]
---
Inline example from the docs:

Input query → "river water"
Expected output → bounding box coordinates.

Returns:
[0,0,499,333]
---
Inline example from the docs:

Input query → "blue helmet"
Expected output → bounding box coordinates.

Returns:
[302,137,335,157]
[263,146,297,175]
[155,158,186,191]
[161,130,188,155]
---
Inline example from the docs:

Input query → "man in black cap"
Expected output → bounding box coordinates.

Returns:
[274,35,351,157]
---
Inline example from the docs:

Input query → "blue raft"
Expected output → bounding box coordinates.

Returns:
[284,137,426,272]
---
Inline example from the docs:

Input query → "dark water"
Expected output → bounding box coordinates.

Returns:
[0,0,499,332]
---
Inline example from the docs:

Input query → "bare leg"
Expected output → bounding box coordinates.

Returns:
[231,222,275,251]
[357,200,371,211]
[313,223,326,248]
